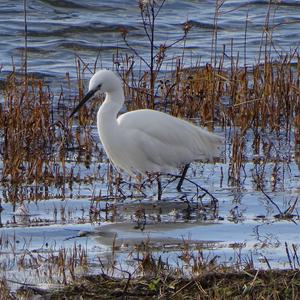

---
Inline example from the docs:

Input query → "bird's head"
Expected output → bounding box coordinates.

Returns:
[70,69,122,118]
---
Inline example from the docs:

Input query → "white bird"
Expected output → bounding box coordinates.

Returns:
[70,69,222,196]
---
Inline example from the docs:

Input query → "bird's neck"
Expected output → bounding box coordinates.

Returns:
[98,89,124,127]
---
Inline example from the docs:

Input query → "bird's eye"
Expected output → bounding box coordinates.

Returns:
[98,84,102,89]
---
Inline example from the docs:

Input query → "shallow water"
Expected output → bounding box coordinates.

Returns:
[0,0,300,292]
[1,126,300,289]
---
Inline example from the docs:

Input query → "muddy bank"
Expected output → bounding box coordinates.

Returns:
[14,269,300,300]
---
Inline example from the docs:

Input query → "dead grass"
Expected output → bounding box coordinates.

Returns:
[0,0,300,297]
[0,278,13,300]
[1,34,299,203]
[16,269,300,300]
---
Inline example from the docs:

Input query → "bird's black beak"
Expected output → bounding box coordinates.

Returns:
[70,87,98,118]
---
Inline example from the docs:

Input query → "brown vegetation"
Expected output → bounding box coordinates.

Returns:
[15,270,300,300]
[0,0,300,298]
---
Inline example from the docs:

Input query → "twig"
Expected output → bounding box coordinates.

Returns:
[292,244,300,267]
[258,186,283,215]
[113,266,132,295]
[170,280,194,299]
[284,197,298,215]
[285,242,294,270]
[122,36,150,68]
[23,0,28,91]
[166,173,219,203]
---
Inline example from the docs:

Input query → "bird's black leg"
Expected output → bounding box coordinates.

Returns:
[176,163,190,192]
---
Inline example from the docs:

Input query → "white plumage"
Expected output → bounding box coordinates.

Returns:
[71,69,222,176]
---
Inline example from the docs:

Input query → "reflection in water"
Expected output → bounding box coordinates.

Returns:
[295,142,300,170]
[0,0,300,292]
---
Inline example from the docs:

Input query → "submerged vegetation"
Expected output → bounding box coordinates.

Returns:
[0,0,300,298]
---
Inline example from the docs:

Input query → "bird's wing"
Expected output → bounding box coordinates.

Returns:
[117,109,222,171]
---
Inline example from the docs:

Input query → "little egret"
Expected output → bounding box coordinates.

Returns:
[70,69,222,197]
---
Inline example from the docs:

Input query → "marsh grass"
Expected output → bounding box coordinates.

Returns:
[2,228,300,299]
[48,270,300,299]
[18,258,300,299]
[1,4,299,202]
[0,0,300,297]
[2,51,299,199]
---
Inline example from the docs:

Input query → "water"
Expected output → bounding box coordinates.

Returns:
[0,0,300,292]
[1,126,299,289]
[1,0,299,78]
